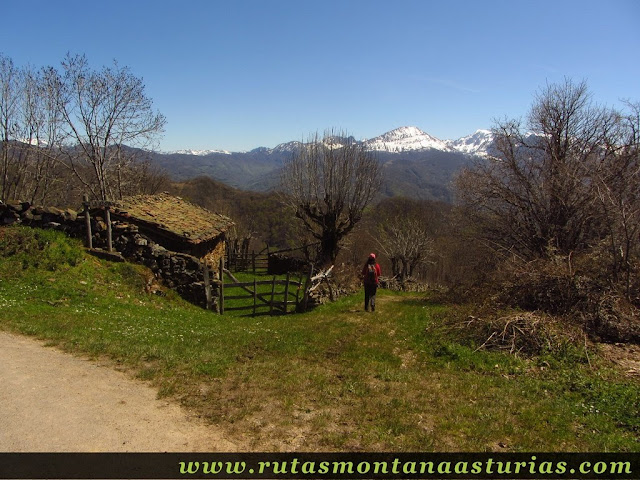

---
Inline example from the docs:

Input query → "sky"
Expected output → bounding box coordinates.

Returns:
[2,0,639,152]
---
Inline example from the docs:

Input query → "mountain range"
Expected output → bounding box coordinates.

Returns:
[150,127,496,202]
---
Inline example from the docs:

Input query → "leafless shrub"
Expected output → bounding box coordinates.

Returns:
[585,292,640,344]
[489,251,640,343]
[432,309,585,357]
[474,312,585,356]
[378,275,431,292]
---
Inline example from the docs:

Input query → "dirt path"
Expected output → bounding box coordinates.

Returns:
[0,331,238,452]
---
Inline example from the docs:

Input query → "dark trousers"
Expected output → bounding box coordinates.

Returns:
[364,283,377,311]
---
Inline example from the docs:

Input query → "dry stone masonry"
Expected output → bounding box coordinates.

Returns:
[0,200,220,309]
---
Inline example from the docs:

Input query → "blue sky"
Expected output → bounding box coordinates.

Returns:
[2,0,639,152]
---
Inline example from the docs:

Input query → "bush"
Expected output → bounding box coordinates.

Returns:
[490,252,640,344]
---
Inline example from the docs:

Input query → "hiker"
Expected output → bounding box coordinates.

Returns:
[361,253,381,312]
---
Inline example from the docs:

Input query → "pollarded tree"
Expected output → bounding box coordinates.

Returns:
[57,54,166,202]
[280,129,382,267]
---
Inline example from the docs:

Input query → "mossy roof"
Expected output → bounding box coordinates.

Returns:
[111,193,234,244]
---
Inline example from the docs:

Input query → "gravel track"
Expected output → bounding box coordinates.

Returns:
[0,331,237,452]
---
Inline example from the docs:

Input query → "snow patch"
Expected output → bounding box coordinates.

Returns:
[167,149,232,156]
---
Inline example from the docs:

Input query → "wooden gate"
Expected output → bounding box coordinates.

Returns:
[218,267,308,316]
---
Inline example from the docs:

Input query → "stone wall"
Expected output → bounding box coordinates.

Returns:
[0,201,220,310]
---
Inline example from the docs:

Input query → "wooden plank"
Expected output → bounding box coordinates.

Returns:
[223,294,257,301]
[226,280,278,288]
[271,280,302,287]
[223,305,262,312]
[283,272,290,314]
[223,269,255,296]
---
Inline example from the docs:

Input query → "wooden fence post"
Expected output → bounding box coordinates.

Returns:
[83,194,92,249]
[283,272,290,314]
[269,276,276,315]
[301,265,313,312]
[105,205,113,253]
[203,261,212,310]
[295,274,302,310]
[253,278,257,316]
[219,258,225,315]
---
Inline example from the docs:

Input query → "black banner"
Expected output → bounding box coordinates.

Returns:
[0,453,639,479]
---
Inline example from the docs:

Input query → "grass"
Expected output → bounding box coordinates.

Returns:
[0,225,638,451]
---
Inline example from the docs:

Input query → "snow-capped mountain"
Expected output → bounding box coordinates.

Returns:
[165,126,495,158]
[261,126,494,156]
[363,126,454,153]
[446,129,495,157]
[168,148,232,156]
[269,140,303,154]
[359,126,495,157]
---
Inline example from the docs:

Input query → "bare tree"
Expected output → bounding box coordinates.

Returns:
[593,100,640,300]
[377,217,433,281]
[280,129,382,266]
[0,54,20,202]
[374,197,437,281]
[12,65,67,204]
[457,79,622,259]
[0,53,168,206]
[0,56,70,205]
[456,79,640,320]
[57,54,166,202]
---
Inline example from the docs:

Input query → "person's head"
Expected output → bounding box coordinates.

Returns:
[367,253,376,264]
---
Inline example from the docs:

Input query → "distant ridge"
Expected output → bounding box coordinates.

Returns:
[163,126,495,158]
[151,127,496,202]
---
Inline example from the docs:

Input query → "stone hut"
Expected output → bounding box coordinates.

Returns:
[110,193,234,270]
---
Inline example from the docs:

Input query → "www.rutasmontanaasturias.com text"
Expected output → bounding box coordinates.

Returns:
[178,455,633,477]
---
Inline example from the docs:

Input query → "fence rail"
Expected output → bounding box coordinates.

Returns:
[225,242,320,275]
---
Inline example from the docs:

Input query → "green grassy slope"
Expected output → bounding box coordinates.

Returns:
[0,226,638,451]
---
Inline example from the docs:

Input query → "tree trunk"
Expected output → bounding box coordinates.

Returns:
[318,231,340,267]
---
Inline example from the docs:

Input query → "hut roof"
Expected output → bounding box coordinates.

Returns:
[111,193,234,244]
